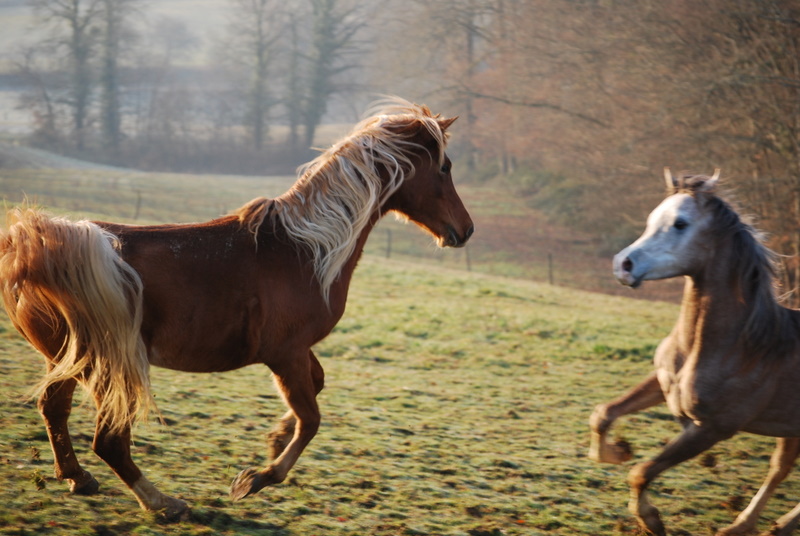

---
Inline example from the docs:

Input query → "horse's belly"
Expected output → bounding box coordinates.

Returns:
[741,420,800,437]
[741,389,800,437]
[146,332,262,373]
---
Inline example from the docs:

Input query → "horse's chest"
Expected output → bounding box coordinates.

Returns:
[658,367,693,419]
[657,359,724,423]
[658,355,768,428]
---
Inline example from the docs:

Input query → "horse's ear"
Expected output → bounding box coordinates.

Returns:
[438,116,458,131]
[696,169,721,194]
[708,168,721,187]
[663,167,675,190]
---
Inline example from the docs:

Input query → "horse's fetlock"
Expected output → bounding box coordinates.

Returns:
[628,462,654,490]
[263,466,287,485]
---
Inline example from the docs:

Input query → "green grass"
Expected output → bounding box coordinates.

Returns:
[0,166,793,535]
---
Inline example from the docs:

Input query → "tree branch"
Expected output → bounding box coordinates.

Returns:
[464,89,609,127]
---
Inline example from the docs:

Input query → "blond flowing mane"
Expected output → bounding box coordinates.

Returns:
[235,98,450,303]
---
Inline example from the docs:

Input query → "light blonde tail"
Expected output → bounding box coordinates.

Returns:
[0,207,153,433]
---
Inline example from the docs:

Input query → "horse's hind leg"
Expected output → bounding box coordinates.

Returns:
[267,350,324,460]
[717,437,800,536]
[91,408,188,518]
[267,412,297,460]
[38,378,99,494]
[231,349,321,500]
[589,371,664,464]
[768,500,800,536]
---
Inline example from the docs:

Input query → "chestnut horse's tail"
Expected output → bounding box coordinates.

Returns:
[0,207,153,433]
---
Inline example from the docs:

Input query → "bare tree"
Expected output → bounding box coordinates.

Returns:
[99,0,122,152]
[14,44,61,145]
[302,0,364,148]
[224,0,285,150]
[29,0,102,150]
[409,0,496,171]
[285,11,303,155]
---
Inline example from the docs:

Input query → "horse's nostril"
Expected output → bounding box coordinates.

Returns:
[465,225,475,241]
[622,258,633,273]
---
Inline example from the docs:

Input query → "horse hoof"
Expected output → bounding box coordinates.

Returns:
[639,513,667,536]
[589,440,634,465]
[611,439,634,463]
[70,473,100,495]
[160,497,190,522]
[230,467,265,501]
[715,522,756,535]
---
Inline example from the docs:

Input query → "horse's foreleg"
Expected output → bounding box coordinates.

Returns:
[38,378,99,494]
[267,350,324,460]
[92,414,188,518]
[717,437,800,536]
[231,352,321,500]
[589,371,664,464]
[628,422,733,536]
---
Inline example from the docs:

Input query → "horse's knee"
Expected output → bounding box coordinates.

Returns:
[589,403,612,434]
[309,354,325,394]
[312,368,324,394]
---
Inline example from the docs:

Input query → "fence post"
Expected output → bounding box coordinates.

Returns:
[133,190,142,221]
[386,229,392,258]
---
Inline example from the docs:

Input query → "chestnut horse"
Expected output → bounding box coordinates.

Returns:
[0,99,473,517]
[590,169,800,536]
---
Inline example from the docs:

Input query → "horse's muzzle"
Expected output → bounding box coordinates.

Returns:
[445,224,474,248]
[613,253,643,288]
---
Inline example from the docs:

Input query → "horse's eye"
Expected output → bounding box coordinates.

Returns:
[674,218,688,231]
[440,162,451,174]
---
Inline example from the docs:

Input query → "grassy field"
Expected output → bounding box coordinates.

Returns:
[0,165,794,535]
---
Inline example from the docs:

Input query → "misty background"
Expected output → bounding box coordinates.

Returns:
[0,0,798,301]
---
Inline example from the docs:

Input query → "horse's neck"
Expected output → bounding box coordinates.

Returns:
[676,251,749,357]
[326,211,381,303]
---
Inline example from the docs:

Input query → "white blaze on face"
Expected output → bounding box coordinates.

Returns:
[613,193,708,287]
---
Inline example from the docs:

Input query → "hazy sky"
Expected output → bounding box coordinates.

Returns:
[0,0,233,69]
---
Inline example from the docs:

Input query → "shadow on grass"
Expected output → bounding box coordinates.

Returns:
[181,509,290,535]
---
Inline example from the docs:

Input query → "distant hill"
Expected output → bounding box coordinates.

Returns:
[0,141,135,171]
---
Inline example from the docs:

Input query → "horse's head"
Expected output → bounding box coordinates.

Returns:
[382,114,474,248]
[613,168,720,287]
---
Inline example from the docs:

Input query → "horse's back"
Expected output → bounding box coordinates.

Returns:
[98,217,329,373]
